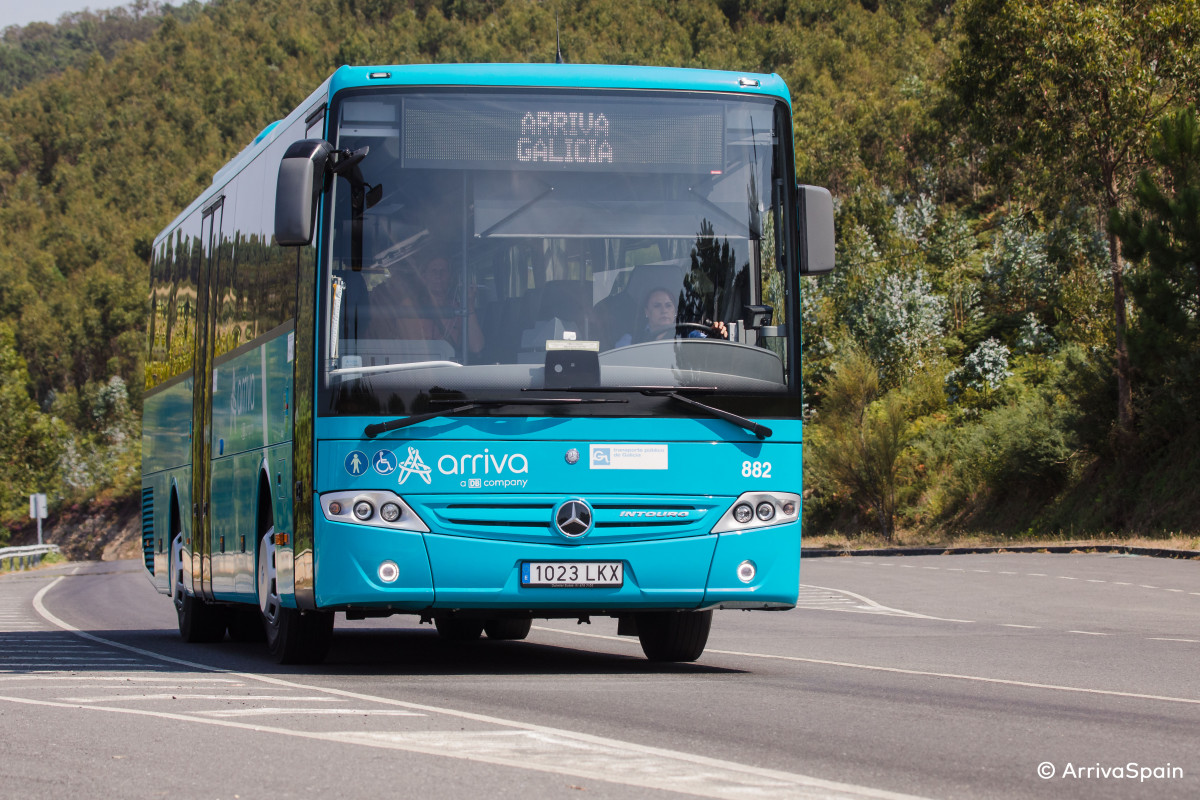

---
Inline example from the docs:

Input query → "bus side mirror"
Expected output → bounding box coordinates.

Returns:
[275,139,334,247]
[797,185,835,275]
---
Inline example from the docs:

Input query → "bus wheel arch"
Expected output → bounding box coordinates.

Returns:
[171,490,227,643]
[256,495,332,664]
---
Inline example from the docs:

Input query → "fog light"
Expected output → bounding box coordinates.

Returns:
[733,503,754,524]
[781,500,797,516]
[755,502,776,521]
[737,560,757,583]
[329,501,343,515]
[378,560,399,583]
[353,500,374,520]
[380,502,401,522]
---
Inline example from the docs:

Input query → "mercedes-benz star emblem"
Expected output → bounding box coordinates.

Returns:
[565,448,580,465]
[553,499,593,538]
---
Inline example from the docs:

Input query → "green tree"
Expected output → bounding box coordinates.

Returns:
[0,322,66,528]
[1111,108,1200,418]
[948,0,1200,434]
[806,345,912,540]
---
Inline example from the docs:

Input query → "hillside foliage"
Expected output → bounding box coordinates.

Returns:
[0,0,1197,543]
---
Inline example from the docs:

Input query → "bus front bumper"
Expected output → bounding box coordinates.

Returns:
[311,521,800,612]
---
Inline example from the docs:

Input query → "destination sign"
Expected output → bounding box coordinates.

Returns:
[401,95,724,173]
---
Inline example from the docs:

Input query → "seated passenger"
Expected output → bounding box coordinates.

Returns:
[614,287,728,347]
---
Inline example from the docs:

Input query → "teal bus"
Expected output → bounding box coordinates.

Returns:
[141,63,834,664]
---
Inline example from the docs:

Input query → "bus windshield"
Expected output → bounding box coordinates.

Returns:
[320,89,795,417]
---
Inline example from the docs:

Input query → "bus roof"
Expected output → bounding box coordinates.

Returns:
[328,63,791,106]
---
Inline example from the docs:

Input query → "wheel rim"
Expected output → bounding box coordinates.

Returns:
[171,534,185,616]
[257,530,282,628]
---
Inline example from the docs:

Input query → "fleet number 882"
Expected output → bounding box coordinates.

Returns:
[741,460,772,478]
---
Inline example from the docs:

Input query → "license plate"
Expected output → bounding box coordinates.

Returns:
[521,562,623,588]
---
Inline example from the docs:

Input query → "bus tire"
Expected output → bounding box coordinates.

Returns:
[484,618,532,640]
[434,617,484,641]
[259,531,333,664]
[636,610,712,662]
[268,607,334,664]
[174,585,227,643]
[172,534,226,643]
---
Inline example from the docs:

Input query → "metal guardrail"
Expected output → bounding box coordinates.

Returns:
[0,544,61,571]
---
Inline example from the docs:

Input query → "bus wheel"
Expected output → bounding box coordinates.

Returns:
[258,531,333,664]
[434,617,484,641]
[172,535,226,643]
[484,618,532,640]
[636,610,712,662]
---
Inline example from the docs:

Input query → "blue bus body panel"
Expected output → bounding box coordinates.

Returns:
[310,417,801,611]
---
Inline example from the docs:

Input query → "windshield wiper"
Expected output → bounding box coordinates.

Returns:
[524,386,772,439]
[363,397,627,438]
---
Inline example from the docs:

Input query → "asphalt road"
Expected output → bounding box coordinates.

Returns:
[1,552,1197,799]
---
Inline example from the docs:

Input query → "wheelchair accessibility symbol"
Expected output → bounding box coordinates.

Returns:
[372,449,397,475]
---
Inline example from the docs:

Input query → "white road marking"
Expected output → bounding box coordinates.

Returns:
[531,628,1200,707]
[999,624,1039,629]
[2,662,148,668]
[59,694,343,703]
[198,708,426,718]
[1066,631,1109,636]
[0,676,241,683]
[20,577,931,800]
[1147,638,1200,643]
[0,693,927,800]
[798,585,973,623]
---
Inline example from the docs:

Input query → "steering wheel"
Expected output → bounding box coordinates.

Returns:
[641,322,726,342]
[674,322,721,336]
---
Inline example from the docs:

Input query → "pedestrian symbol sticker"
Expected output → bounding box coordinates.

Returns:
[345,451,367,476]
[397,447,432,485]
[372,449,397,475]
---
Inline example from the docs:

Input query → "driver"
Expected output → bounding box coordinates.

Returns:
[614,287,728,347]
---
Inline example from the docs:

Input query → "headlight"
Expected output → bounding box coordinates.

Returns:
[320,491,429,532]
[711,491,800,533]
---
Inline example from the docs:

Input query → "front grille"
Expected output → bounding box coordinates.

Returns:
[441,501,555,530]
[416,496,719,543]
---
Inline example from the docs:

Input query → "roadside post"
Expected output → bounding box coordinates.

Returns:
[29,493,47,545]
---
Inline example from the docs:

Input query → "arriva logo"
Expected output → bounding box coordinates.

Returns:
[618,510,690,518]
[438,449,529,476]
